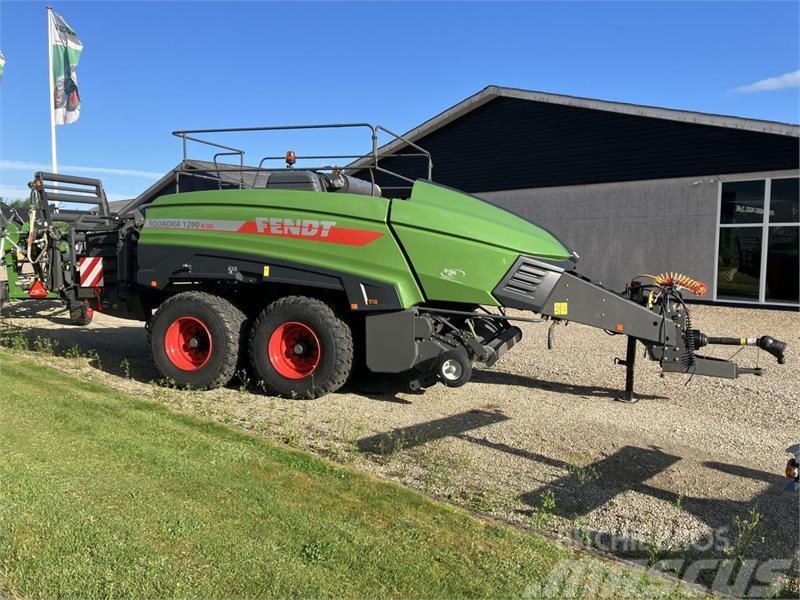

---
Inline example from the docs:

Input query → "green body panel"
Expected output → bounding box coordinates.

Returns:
[140,181,571,309]
[140,189,425,307]
[391,225,518,305]
[390,181,572,304]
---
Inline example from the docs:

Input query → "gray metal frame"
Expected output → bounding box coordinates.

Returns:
[171,123,433,196]
[33,172,110,219]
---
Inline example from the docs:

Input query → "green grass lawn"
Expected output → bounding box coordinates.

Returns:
[0,351,696,599]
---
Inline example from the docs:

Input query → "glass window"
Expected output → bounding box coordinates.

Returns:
[720,180,765,224]
[765,226,799,303]
[769,178,799,223]
[717,228,762,300]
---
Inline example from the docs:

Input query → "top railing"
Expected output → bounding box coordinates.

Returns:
[170,123,432,194]
[31,172,114,225]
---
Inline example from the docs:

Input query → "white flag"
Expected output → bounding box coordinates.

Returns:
[49,10,83,125]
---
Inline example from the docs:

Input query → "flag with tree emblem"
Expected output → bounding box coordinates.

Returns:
[49,10,82,125]
[0,51,5,83]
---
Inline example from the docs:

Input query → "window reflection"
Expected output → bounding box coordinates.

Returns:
[769,178,799,224]
[717,228,762,300]
[720,180,765,225]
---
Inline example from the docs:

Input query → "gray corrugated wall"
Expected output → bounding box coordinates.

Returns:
[478,175,719,294]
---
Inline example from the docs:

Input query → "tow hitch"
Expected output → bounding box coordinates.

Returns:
[494,258,789,399]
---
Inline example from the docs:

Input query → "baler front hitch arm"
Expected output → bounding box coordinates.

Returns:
[545,272,786,399]
[493,257,788,401]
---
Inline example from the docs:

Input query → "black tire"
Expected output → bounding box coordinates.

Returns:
[249,296,353,398]
[149,291,245,389]
[69,305,94,326]
[436,348,472,388]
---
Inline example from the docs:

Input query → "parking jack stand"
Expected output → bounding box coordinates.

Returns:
[614,336,639,404]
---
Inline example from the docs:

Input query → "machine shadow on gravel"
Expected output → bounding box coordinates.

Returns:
[357,409,510,455]
[2,299,71,322]
[357,419,796,565]
[1,317,157,382]
[516,445,797,564]
[340,370,419,403]
[342,367,671,403]
[470,369,669,401]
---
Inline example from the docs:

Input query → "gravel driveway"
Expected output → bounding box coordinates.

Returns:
[3,299,798,595]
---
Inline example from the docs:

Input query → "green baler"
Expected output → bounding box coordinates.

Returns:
[1,124,786,398]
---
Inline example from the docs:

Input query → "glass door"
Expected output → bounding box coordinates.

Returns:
[716,177,799,305]
[765,178,799,303]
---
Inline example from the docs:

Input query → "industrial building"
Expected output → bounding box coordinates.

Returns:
[121,86,799,307]
[360,86,799,307]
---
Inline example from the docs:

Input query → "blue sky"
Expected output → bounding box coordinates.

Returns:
[1,1,798,201]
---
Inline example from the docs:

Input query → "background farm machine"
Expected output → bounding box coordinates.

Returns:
[0,124,787,400]
[0,177,101,325]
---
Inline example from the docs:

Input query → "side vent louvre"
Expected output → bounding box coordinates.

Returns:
[505,263,546,298]
[492,256,565,311]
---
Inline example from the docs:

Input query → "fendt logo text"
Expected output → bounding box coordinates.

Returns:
[255,217,336,239]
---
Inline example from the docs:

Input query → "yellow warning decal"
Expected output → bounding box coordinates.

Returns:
[263,265,270,277]
[554,302,568,316]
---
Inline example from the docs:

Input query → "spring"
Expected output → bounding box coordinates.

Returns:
[633,272,708,297]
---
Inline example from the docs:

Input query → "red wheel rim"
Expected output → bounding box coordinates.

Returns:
[164,316,213,371]
[268,321,320,379]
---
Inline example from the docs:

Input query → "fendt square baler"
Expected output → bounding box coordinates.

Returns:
[0,124,787,399]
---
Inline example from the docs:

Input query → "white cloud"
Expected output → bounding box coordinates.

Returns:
[0,186,35,201]
[0,160,162,179]
[731,70,800,93]
[0,185,131,202]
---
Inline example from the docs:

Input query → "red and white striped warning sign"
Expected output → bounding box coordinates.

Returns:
[78,256,104,288]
